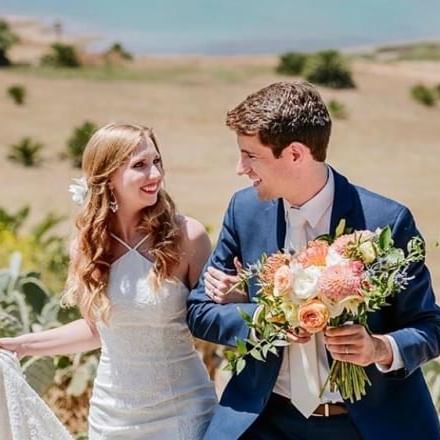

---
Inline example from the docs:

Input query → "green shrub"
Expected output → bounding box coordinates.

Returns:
[105,42,133,61]
[8,137,44,167]
[0,20,19,67]
[41,43,81,68]
[0,252,97,436]
[66,121,97,168]
[276,52,308,75]
[303,50,355,89]
[410,84,436,107]
[435,83,440,99]
[0,206,68,291]
[328,99,348,119]
[7,84,26,105]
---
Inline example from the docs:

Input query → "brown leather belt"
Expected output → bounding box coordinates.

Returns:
[271,393,348,418]
[312,403,348,417]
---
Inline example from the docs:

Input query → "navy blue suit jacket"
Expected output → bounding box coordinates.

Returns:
[187,169,440,440]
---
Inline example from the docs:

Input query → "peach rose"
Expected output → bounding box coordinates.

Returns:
[298,299,329,334]
[273,265,293,297]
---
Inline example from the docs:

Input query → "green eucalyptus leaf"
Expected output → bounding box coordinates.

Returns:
[0,271,11,293]
[0,311,23,337]
[236,358,246,374]
[335,219,346,238]
[268,345,279,355]
[273,339,290,347]
[250,348,263,361]
[10,289,30,332]
[236,339,247,355]
[379,226,393,250]
[224,350,236,362]
[39,300,61,327]
[19,277,49,315]
[238,308,252,323]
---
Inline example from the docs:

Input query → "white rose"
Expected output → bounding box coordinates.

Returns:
[290,264,321,302]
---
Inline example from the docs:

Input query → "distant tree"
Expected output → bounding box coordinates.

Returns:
[327,99,348,119]
[7,84,26,105]
[276,52,308,75]
[303,50,355,89]
[0,19,19,67]
[66,121,97,168]
[105,42,133,61]
[8,137,44,167]
[41,43,81,68]
[410,84,436,107]
[435,83,440,99]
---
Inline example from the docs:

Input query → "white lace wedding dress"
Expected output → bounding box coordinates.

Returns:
[88,234,217,439]
[0,349,72,440]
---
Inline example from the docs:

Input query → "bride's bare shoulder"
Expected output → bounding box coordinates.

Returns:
[177,215,211,258]
[178,215,209,240]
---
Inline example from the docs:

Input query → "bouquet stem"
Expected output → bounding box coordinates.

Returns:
[320,360,372,403]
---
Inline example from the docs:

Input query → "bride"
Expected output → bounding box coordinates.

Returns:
[0,123,235,439]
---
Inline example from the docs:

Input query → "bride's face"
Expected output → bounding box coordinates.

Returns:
[110,136,163,211]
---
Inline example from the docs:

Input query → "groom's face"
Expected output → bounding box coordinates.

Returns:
[236,134,292,201]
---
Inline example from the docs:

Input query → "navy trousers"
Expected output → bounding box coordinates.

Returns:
[240,394,362,440]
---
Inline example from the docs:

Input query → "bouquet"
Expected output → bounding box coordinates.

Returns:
[225,220,425,402]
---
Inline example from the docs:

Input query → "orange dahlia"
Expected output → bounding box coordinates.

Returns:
[260,253,291,285]
[318,261,364,302]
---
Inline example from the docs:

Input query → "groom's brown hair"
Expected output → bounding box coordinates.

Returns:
[226,81,331,161]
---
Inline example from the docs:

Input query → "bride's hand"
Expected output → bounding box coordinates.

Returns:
[204,258,248,304]
[0,337,26,359]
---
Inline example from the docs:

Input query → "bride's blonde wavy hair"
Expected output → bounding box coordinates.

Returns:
[63,123,181,323]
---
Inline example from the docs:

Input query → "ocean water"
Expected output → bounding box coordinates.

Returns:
[2,0,440,55]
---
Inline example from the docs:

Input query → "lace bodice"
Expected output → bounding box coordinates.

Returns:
[88,234,217,439]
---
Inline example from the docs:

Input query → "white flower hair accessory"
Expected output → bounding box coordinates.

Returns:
[68,177,89,206]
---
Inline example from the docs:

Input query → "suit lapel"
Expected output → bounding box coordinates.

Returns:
[329,168,357,235]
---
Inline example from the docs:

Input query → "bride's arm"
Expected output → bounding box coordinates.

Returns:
[0,319,101,359]
[182,216,212,289]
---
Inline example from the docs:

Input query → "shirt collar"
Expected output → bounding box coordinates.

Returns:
[283,166,335,229]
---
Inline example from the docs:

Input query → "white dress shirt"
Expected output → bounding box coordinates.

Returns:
[270,166,404,403]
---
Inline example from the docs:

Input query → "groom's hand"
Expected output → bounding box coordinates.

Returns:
[286,327,312,344]
[324,325,393,368]
[204,258,248,304]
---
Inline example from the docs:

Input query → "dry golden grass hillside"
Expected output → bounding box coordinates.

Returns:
[0,32,439,293]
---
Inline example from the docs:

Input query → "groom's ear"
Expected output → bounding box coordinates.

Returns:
[285,142,309,164]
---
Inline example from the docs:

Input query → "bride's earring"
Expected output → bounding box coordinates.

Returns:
[109,188,119,213]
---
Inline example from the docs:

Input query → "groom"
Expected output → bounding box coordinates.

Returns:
[187,81,440,439]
